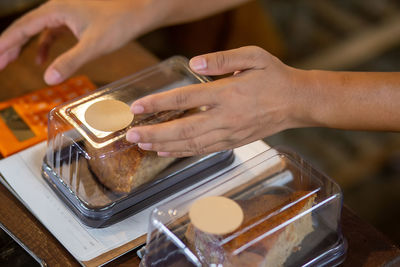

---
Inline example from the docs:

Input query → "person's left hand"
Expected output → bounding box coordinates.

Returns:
[126,46,312,157]
[0,0,163,85]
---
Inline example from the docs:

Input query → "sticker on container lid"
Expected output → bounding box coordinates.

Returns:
[189,196,244,235]
[84,99,134,132]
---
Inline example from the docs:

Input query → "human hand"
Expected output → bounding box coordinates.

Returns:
[126,46,312,157]
[0,0,160,85]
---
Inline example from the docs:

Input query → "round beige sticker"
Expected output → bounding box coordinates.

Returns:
[189,196,244,235]
[84,99,134,132]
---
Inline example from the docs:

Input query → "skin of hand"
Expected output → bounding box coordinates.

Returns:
[127,45,400,157]
[0,0,250,85]
[0,0,164,85]
[126,46,311,157]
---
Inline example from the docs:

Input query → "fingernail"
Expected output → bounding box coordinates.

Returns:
[158,151,171,157]
[138,143,152,150]
[190,57,207,71]
[45,69,61,85]
[126,131,140,143]
[132,104,144,114]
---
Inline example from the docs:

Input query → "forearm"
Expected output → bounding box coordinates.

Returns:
[298,70,400,131]
[149,0,251,29]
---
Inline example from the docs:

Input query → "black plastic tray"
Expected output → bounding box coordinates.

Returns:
[41,146,234,228]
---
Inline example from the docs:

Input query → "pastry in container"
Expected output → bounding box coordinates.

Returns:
[41,56,234,228]
[140,148,347,267]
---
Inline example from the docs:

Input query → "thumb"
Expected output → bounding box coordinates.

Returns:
[189,46,268,76]
[44,39,94,85]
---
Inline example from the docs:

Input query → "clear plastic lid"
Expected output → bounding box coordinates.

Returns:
[42,57,224,223]
[141,148,347,267]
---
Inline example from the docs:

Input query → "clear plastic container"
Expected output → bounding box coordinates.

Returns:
[140,148,347,267]
[41,56,234,228]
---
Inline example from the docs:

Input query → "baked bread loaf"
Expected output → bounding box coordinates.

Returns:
[86,111,182,193]
[185,191,316,267]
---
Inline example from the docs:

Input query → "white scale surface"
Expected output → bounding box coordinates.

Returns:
[0,140,275,262]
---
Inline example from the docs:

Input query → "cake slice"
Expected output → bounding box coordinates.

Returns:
[87,143,175,193]
[185,191,316,267]
[86,111,182,193]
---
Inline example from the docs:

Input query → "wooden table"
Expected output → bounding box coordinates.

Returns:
[0,34,399,267]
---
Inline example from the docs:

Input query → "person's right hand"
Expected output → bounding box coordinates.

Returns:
[126,46,314,157]
[0,0,160,85]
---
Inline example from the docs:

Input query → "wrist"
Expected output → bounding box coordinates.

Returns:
[123,0,171,37]
[286,68,326,129]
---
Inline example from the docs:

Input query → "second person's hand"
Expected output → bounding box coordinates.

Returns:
[0,0,162,85]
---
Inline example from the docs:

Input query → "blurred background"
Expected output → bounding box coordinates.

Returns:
[0,0,399,255]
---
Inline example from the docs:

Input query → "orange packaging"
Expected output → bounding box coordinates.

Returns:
[0,76,96,157]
